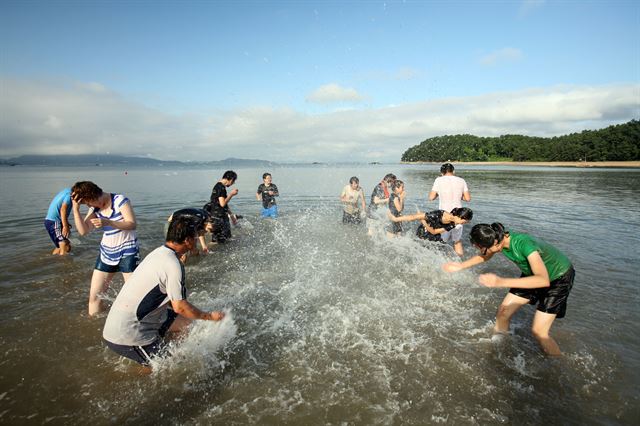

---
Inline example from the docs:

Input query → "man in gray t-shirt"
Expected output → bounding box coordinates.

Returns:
[103,217,225,367]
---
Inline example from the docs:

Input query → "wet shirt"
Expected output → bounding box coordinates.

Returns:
[388,193,401,217]
[257,183,279,208]
[341,185,364,214]
[103,245,186,346]
[416,210,455,241]
[502,232,572,281]
[431,175,469,212]
[46,188,72,222]
[369,183,388,210]
[209,182,228,217]
[91,193,139,265]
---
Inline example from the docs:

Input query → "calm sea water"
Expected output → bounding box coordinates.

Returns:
[0,164,638,425]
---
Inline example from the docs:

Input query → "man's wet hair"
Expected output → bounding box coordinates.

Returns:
[262,172,271,179]
[223,170,238,181]
[440,163,455,174]
[383,173,397,183]
[71,181,103,202]
[166,216,198,243]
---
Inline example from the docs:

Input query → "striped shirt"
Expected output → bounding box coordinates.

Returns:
[92,193,139,265]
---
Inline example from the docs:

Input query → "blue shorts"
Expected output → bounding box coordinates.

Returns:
[95,253,140,273]
[261,205,278,218]
[104,310,177,365]
[44,219,68,248]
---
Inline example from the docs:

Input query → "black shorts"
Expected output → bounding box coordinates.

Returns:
[211,215,231,243]
[509,267,575,319]
[342,211,362,225]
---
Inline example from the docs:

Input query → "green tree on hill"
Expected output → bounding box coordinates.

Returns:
[401,119,640,162]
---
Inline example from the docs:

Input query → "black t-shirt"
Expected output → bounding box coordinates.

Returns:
[257,183,279,208]
[388,193,401,217]
[368,183,388,212]
[209,182,228,217]
[416,210,455,241]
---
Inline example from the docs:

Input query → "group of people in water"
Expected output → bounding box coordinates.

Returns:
[44,164,574,368]
[340,163,575,357]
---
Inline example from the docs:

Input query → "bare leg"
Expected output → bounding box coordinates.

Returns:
[88,270,115,316]
[494,292,530,334]
[58,241,70,256]
[122,272,133,283]
[166,315,193,340]
[531,311,562,356]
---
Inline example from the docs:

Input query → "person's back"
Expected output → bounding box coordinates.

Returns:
[429,163,470,212]
[431,174,469,212]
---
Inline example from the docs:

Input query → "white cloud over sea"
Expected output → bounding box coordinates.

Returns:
[1,77,638,162]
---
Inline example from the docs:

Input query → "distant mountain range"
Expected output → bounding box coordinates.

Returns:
[0,154,277,167]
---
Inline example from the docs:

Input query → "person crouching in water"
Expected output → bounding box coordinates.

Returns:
[340,176,366,224]
[167,207,214,263]
[443,223,575,356]
[71,181,139,316]
[102,217,225,369]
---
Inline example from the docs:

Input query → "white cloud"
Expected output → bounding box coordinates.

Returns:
[480,48,524,66]
[1,77,638,162]
[306,83,364,104]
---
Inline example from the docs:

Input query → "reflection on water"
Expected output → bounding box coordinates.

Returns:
[0,165,639,424]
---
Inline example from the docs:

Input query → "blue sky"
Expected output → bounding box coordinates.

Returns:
[1,0,639,162]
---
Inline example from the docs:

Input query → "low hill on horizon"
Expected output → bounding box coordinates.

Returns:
[1,154,277,167]
[401,119,640,162]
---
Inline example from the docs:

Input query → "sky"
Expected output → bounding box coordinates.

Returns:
[1,0,639,162]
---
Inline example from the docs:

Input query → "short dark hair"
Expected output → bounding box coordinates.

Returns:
[469,223,507,248]
[166,216,198,243]
[349,176,359,184]
[383,173,397,183]
[440,163,455,174]
[223,170,238,181]
[262,172,271,179]
[450,207,473,220]
[71,181,103,202]
[393,180,404,189]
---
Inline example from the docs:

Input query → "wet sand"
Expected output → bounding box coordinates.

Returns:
[402,161,640,168]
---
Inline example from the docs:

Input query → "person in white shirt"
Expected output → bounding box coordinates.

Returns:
[340,176,366,224]
[103,216,225,368]
[428,163,471,256]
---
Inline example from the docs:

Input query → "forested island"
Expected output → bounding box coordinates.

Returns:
[401,120,640,162]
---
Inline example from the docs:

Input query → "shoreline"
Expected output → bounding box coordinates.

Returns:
[401,161,640,168]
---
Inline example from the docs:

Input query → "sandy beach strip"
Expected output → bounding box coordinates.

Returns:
[402,161,640,168]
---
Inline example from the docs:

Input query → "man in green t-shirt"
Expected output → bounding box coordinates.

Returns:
[443,223,575,356]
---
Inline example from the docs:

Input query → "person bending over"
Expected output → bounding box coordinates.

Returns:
[71,181,139,316]
[443,223,575,356]
[102,216,225,368]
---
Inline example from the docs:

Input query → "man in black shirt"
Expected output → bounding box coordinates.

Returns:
[207,170,238,243]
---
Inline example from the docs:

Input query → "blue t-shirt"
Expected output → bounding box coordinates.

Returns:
[46,188,72,222]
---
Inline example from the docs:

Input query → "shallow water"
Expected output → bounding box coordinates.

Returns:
[0,164,638,425]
